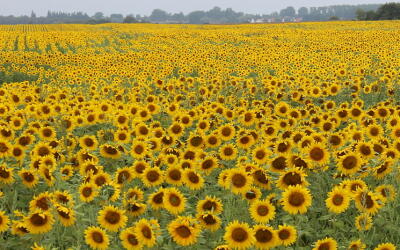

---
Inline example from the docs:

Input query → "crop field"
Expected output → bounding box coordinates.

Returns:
[0,21,399,250]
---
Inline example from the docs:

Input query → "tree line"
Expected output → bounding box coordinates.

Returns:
[0,3,395,25]
[356,2,400,20]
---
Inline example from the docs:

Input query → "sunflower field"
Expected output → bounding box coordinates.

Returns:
[0,21,399,250]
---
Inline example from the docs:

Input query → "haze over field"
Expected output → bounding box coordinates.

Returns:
[2,0,398,16]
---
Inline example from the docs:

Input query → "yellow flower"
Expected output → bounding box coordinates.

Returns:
[24,210,55,234]
[0,210,10,233]
[84,226,109,250]
[97,205,127,232]
[249,199,275,223]
[312,237,338,250]
[281,185,312,214]
[277,224,297,246]
[325,186,351,213]
[224,221,254,250]
[253,224,278,249]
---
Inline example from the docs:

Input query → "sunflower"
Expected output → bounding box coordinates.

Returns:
[52,190,74,206]
[85,226,109,250]
[219,124,236,141]
[29,192,52,212]
[187,134,205,149]
[24,210,54,234]
[224,221,254,250]
[168,216,201,246]
[374,243,397,250]
[243,187,262,203]
[355,213,372,231]
[92,171,112,187]
[375,184,396,202]
[0,210,10,233]
[277,167,309,189]
[183,169,204,190]
[269,154,289,173]
[131,140,148,159]
[373,160,393,179]
[249,199,275,223]
[252,145,270,165]
[32,142,54,158]
[312,237,338,250]
[135,218,158,247]
[277,224,297,246]
[205,134,222,148]
[115,167,134,185]
[11,145,25,162]
[60,165,74,181]
[97,205,127,232]
[197,212,221,232]
[275,140,292,154]
[125,200,147,217]
[253,224,278,249]
[114,129,131,144]
[11,220,29,236]
[164,187,186,215]
[79,135,98,151]
[304,142,329,166]
[79,182,99,202]
[348,239,366,250]
[281,185,312,214]
[337,153,362,175]
[219,144,238,161]
[0,139,12,158]
[162,167,181,186]
[120,227,143,250]
[132,161,149,177]
[17,134,35,149]
[125,187,144,202]
[199,156,218,175]
[79,160,101,177]
[248,168,269,189]
[196,196,223,215]
[148,188,165,210]
[142,167,164,187]
[354,188,382,215]
[55,205,76,227]
[0,164,14,184]
[18,169,38,188]
[227,169,252,195]
[356,142,374,159]
[100,144,121,159]
[325,186,351,213]
[237,134,255,149]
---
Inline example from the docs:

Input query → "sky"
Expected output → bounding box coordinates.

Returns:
[0,0,397,16]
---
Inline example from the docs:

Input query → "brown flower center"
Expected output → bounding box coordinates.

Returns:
[176,225,191,238]
[232,228,248,242]
[288,192,305,206]
[255,228,273,243]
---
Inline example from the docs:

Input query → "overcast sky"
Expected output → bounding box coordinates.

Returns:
[1,0,397,16]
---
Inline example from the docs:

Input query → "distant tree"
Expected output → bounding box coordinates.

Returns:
[298,7,309,17]
[150,9,169,22]
[280,6,296,17]
[329,16,339,20]
[356,9,366,20]
[375,2,400,20]
[123,15,137,23]
[365,10,377,20]
[93,12,104,20]
[110,14,123,23]
[187,11,206,24]
[30,11,36,19]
